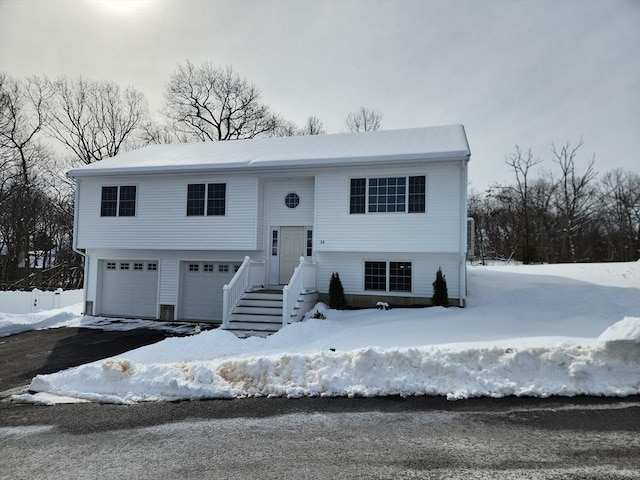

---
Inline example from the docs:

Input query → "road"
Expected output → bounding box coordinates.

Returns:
[0,328,638,479]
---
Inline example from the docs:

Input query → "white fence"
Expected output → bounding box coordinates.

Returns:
[0,289,83,314]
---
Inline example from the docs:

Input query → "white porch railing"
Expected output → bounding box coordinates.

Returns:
[222,256,266,328]
[282,256,317,326]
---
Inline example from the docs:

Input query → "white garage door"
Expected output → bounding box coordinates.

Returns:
[180,261,238,322]
[100,260,159,318]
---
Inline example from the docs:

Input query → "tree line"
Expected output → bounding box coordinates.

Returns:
[0,61,382,289]
[469,143,639,264]
[1,60,638,290]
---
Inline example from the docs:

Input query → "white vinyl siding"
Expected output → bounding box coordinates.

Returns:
[76,175,259,250]
[264,178,314,227]
[315,251,461,300]
[315,163,463,253]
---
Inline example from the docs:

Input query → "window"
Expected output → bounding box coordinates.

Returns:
[120,263,130,270]
[365,261,412,292]
[285,192,300,209]
[204,264,214,272]
[306,229,313,257]
[349,176,426,214]
[271,230,278,256]
[207,183,226,216]
[350,178,366,214]
[408,176,426,213]
[106,262,116,270]
[369,177,406,213]
[187,183,226,216]
[389,262,412,292]
[101,187,118,216]
[101,186,136,217]
[218,264,229,273]
[364,261,387,291]
[188,263,199,272]
[186,184,206,216]
[134,263,144,271]
[147,263,157,271]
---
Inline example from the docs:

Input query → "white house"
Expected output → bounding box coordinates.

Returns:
[67,125,471,336]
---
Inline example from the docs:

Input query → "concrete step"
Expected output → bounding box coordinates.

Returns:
[243,293,283,301]
[237,299,283,308]
[226,321,281,331]
[229,313,282,323]
[233,306,283,315]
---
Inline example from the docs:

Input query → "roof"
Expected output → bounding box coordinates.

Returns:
[66,124,470,178]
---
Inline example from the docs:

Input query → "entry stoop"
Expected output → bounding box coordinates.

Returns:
[224,290,284,338]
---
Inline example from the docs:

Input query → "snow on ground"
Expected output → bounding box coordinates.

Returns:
[0,305,196,338]
[10,261,640,404]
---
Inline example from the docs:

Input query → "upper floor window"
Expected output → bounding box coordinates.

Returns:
[369,177,406,213]
[350,176,426,214]
[187,183,226,216]
[101,186,136,217]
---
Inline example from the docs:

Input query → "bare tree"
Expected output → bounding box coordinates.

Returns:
[596,169,640,261]
[300,116,326,136]
[551,140,597,262]
[0,73,54,284]
[47,76,149,164]
[504,146,543,263]
[344,106,383,132]
[163,61,281,142]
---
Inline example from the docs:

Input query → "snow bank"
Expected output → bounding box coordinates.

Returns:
[28,318,640,403]
[18,261,640,404]
[0,304,84,337]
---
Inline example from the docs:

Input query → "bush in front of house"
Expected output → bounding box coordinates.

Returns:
[432,267,449,307]
[329,272,347,310]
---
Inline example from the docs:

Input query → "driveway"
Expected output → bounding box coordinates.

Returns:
[0,327,170,398]
[0,328,639,479]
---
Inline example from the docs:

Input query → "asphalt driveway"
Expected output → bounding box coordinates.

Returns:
[0,327,171,398]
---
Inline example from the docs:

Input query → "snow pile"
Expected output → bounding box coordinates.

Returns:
[19,261,640,403]
[0,304,84,337]
[0,305,196,337]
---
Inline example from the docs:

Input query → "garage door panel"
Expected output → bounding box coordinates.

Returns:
[100,261,158,318]
[180,262,237,322]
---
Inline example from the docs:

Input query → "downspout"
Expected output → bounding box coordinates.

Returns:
[69,175,89,314]
[459,156,469,307]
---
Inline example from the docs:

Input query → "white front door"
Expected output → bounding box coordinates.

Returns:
[279,226,304,284]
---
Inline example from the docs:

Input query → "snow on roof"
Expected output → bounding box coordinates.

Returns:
[66,124,470,177]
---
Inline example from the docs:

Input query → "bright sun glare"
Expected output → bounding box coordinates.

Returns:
[93,0,153,16]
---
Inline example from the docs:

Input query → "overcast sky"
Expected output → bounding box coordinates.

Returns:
[1,0,638,190]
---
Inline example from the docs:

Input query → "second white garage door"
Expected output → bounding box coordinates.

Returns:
[180,261,238,322]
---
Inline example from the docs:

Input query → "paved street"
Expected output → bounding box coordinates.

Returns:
[0,329,638,479]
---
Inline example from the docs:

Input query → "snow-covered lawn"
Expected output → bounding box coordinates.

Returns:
[8,262,640,405]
